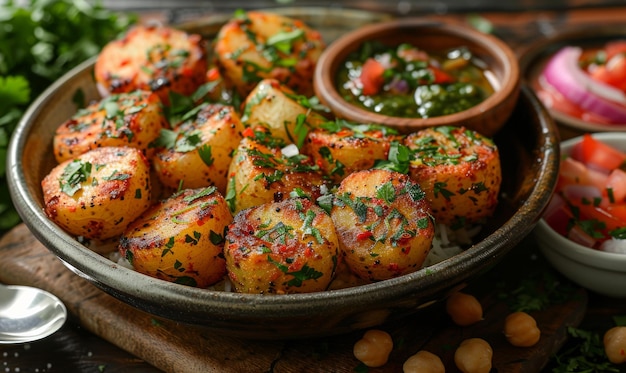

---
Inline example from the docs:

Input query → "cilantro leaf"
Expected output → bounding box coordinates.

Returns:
[0,0,136,235]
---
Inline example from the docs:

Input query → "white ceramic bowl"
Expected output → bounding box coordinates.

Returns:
[534,132,626,298]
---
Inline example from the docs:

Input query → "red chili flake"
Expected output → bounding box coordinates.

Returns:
[242,127,255,138]
[206,67,220,81]
[304,247,314,258]
[356,231,373,240]
[180,66,193,77]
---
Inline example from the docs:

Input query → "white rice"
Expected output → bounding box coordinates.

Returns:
[421,223,480,267]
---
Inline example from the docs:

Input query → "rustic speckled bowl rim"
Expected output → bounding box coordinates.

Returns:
[313,17,520,133]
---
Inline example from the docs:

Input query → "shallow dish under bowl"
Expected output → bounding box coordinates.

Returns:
[7,10,558,339]
[314,18,520,137]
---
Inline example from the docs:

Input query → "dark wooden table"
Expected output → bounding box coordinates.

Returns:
[3,5,626,373]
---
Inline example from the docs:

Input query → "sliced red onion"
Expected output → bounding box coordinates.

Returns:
[567,225,598,248]
[561,184,603,202]
[386,77,410,94]
[542,46,626,123]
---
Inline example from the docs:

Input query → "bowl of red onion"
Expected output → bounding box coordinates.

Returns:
[534,132,626,298]
[521,25,626,138]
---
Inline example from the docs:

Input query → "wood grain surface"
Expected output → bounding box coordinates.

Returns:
[0,224,587,372]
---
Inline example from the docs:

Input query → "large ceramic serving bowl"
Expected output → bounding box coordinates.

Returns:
[6,10,559,339]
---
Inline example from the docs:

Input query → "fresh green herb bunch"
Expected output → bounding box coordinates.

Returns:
[0,0,136,234]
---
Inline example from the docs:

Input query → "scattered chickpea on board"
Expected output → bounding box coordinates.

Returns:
[504,311,541,347]
[445,291,483,326]
[353,329,394,368]
[604,326,626,364]
[402,350,445,373]
[454,338,493,373]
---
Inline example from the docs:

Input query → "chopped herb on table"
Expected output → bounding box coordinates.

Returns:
[0,0,136,234]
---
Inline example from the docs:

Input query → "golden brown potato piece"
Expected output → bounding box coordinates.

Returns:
[214,11,325,97]
[94,24,208,105]
[241,79,327,145]
[302,120,398,183]
[404,126,501,226]
[41,146,152,240]
[225,136,328,214]
[119,187,231,288]
[329,169,435,282]
[53,90,166,163]
[224,198,339,294]
[152,103,244,194]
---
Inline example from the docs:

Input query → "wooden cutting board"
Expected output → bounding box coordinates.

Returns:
[0,224,586,373]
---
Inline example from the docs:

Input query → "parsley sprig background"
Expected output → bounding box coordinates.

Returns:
[0,0,136,234]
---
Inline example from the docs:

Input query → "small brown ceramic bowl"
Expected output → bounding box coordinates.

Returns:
[314,18,520,137]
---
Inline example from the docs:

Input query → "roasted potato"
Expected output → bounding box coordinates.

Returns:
[226,136,328,213]
[302,120,398,183]
[53,90,167,163]
[214,11,325,97]
[224,198,339,294]
[118,187,231,288]
[241,79,327,144]
[94,24,208,105]
[42,146,152,240]
[329,169,435,282]
[152,103,244,194]
[404,126,501,226]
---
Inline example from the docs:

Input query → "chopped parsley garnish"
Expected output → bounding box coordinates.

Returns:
[300,209,324,244]
[182,187,217,204]
[335,192,369,223]
[267,256,323,287]
[376,181,396,204]
[373,141,411,174]
[59,159,92,196]
[433,182,455,200]
[255,222,295,245]
[102,170,130,181]
[184,231,201,245]
[225,177,237,213]
[209,230,224,245]
[197,144,214,167]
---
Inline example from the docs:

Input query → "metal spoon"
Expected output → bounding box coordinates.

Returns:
[0,284,67,343]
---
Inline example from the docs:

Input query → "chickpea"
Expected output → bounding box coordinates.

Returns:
[353,329,394,367]
[604,326,626,364]
[403,350,445,373]
[445,292,483,326]
[454,338,493,373]
[503,311,541,347]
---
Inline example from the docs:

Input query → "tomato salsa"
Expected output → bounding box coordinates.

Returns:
[544,134,626,254]
[336,42,494,118]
